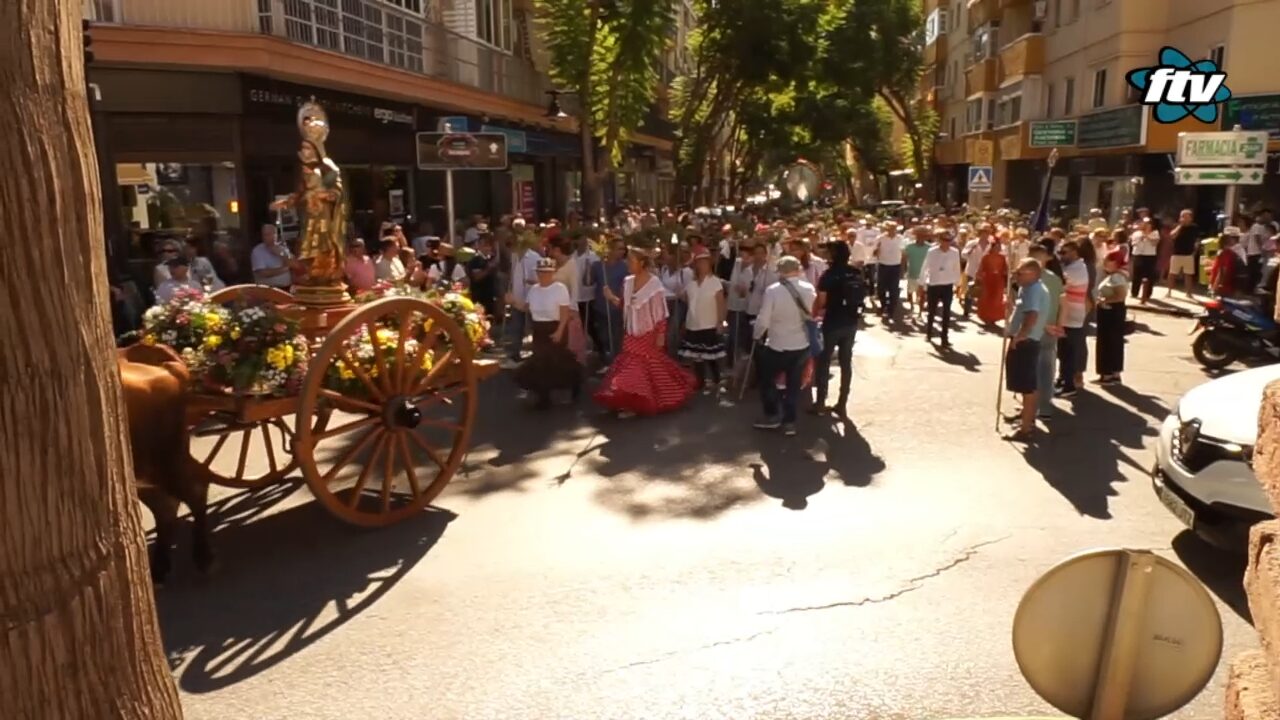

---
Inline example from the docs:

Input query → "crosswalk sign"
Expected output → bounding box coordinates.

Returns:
[968,165,994,192]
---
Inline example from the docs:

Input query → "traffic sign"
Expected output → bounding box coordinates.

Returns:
[968,165,993,192]
[416,132,509,170]
[1174,166,1265,185]
[1176,130,1268,166]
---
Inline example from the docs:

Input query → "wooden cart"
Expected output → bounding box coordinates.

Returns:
[187,285,498,527]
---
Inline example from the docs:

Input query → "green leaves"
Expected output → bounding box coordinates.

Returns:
[534,0,674,169]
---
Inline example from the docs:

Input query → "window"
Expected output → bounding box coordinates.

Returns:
[966,98,985,134]
[987,98,997,130]
[971,22,1000,62]
[1054,0,1062,28]
[1064,76,1075,115]
[1092,68,1107,108]
[1069,0,1081,23]
[1045,83,1055,118]
[995,94,1023,127]
[1210,44,1226,70]
[386,0,423,12]
[475,0,513,51]
[950,116,958,139]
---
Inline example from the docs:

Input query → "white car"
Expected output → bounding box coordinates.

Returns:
[1153,365,1280,549]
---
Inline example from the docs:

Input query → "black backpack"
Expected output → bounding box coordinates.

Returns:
[835,268,866,316]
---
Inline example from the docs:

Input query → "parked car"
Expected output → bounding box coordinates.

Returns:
[1152,364,1280,550]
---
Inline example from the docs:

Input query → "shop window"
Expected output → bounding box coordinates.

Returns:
[1063,76,1075,116]
[1210,44,1225,70]
[1092,67,1107,109]
[386,0,424,12]
[1045,83,1055,119]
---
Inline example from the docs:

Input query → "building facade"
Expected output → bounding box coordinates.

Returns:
[85,0,674,288]
[922,0,1280,226]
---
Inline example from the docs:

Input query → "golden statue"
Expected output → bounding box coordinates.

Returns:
[271,100,349,306]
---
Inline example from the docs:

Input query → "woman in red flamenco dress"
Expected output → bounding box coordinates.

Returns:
[594,248,697,417]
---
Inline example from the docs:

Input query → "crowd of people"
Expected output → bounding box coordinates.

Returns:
[126,197,1280,442]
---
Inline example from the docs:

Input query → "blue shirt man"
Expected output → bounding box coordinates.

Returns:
[1008,277,1049,341]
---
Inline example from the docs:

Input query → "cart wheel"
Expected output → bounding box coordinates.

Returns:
[208,284,296,306]
[294,297,478,527]
[189,412,329,489]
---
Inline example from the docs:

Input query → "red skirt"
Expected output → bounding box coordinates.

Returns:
[594,322,696,415]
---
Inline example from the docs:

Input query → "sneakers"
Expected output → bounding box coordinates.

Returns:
[783,424,797,437]
[753,418,782,430]
[1054,387,1077,399]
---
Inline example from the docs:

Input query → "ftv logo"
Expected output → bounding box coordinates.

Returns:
[1126,47,1232,124]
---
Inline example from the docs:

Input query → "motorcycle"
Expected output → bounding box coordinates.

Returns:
[1190,296,1280,370]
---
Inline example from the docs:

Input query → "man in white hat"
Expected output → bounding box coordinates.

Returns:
[751,255,816,436]
[875,222,905,320]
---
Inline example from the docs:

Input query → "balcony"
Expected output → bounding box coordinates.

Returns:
[83,0,552,107]
[965,57,997,95]
[997,34,1044,83]
[923,36,948,66]
[998,0,1031,8]
[966,0,999,31]
[935,139,966,166]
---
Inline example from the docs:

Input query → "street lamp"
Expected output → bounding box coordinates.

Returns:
[544,90,572,120]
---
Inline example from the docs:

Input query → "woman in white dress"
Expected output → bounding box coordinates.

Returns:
[513,258,583,409]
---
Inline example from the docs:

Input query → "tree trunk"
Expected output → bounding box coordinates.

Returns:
[579,119,603,220]
[0,2,183,718]
[879,88,934,202]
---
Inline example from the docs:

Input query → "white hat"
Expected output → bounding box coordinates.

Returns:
[1223,225,1242,236]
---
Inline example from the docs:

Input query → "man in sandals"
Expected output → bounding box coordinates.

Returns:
[1003,258,1048,443]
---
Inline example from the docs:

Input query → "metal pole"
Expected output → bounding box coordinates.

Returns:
[1224,124,1244,228]
[445,168,456,246]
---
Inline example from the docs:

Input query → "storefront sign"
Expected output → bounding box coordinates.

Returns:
[1029,120,1077,147]
[1076,106,1147,150]
[416,132,509,170]
[388,189,405,217]
[480,125,528,154]
[243,76,415,128]
[1176,130,1268,166]
[1049,176,1069,201]
[1222,94,1280,140]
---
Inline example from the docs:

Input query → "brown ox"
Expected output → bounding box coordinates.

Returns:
[117,344,215,583]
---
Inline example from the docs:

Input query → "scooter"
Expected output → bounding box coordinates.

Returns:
[1190,296,1280,370]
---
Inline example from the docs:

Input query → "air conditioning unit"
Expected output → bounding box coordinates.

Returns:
[1033,0,1047,20]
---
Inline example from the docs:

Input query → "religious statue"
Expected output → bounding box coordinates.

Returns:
[271,100,349,305]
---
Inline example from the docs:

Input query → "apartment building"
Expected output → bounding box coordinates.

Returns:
[84,0,675,286]
[922,0,1280,224]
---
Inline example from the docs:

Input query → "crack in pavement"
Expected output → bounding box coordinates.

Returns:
[601,629,778,674]
[598,536,1009,676]
[757,536,1011,616]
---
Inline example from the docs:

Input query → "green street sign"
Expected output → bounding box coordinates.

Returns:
[1177,130,1269,166]
[1175,167,1265,185]
[1029,120,1077,148]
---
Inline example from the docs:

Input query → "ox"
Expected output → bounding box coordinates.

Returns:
[117,344,215,583]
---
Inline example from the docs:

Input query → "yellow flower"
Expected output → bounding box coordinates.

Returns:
[375,328,393,346]
[141,334,157,346]
[204,312,223,330]
[230,326,242,340]
[335,360,355,381]
[421,352,434,371]
[202,334,222,351]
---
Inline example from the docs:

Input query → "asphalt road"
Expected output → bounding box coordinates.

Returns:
[163,296,1257,720]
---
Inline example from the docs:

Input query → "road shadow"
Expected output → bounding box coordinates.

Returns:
[1172,529,1252,623]
[1099,383,1171,422]
[930,345,982,373]
[155,499,453,693]
[1015,390,1154,518]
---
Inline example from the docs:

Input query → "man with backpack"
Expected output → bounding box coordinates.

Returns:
[810,241,865,416]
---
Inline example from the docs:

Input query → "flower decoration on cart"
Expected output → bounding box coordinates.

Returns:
[351,282,492,350]
[140,288,308,396]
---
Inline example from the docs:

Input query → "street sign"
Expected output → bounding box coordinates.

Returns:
[416,132,509,170]
[437,116,469,133]
[972,139,994,166]
[968,165,993,192]
[1176,130,1268,166]
[1029,120,1077,148]
[1174,166,1265,185]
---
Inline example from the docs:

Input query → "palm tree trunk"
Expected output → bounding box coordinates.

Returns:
[0,1,183,717]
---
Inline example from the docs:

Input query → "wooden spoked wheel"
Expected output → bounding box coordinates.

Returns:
[208,284,296,306]
[294,297,478,527]
[188,413,328,490]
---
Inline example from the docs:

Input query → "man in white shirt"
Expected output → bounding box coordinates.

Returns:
[502,240,543,369]
[961,223,994,318]
[726,243,756,364]
[744,241,773,320]
[857,220,880,310]
[1246,209,1276,289]
[875,223,905,320]
[919,230,962,348]
[1055,240,1091,398]
[752,255,816,436]
[1129,218,1161,304]
[574,235,604,355]
[374,239,406,282]
[251,224,294,288]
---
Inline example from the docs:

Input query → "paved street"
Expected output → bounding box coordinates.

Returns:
[166,300,1256,720]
